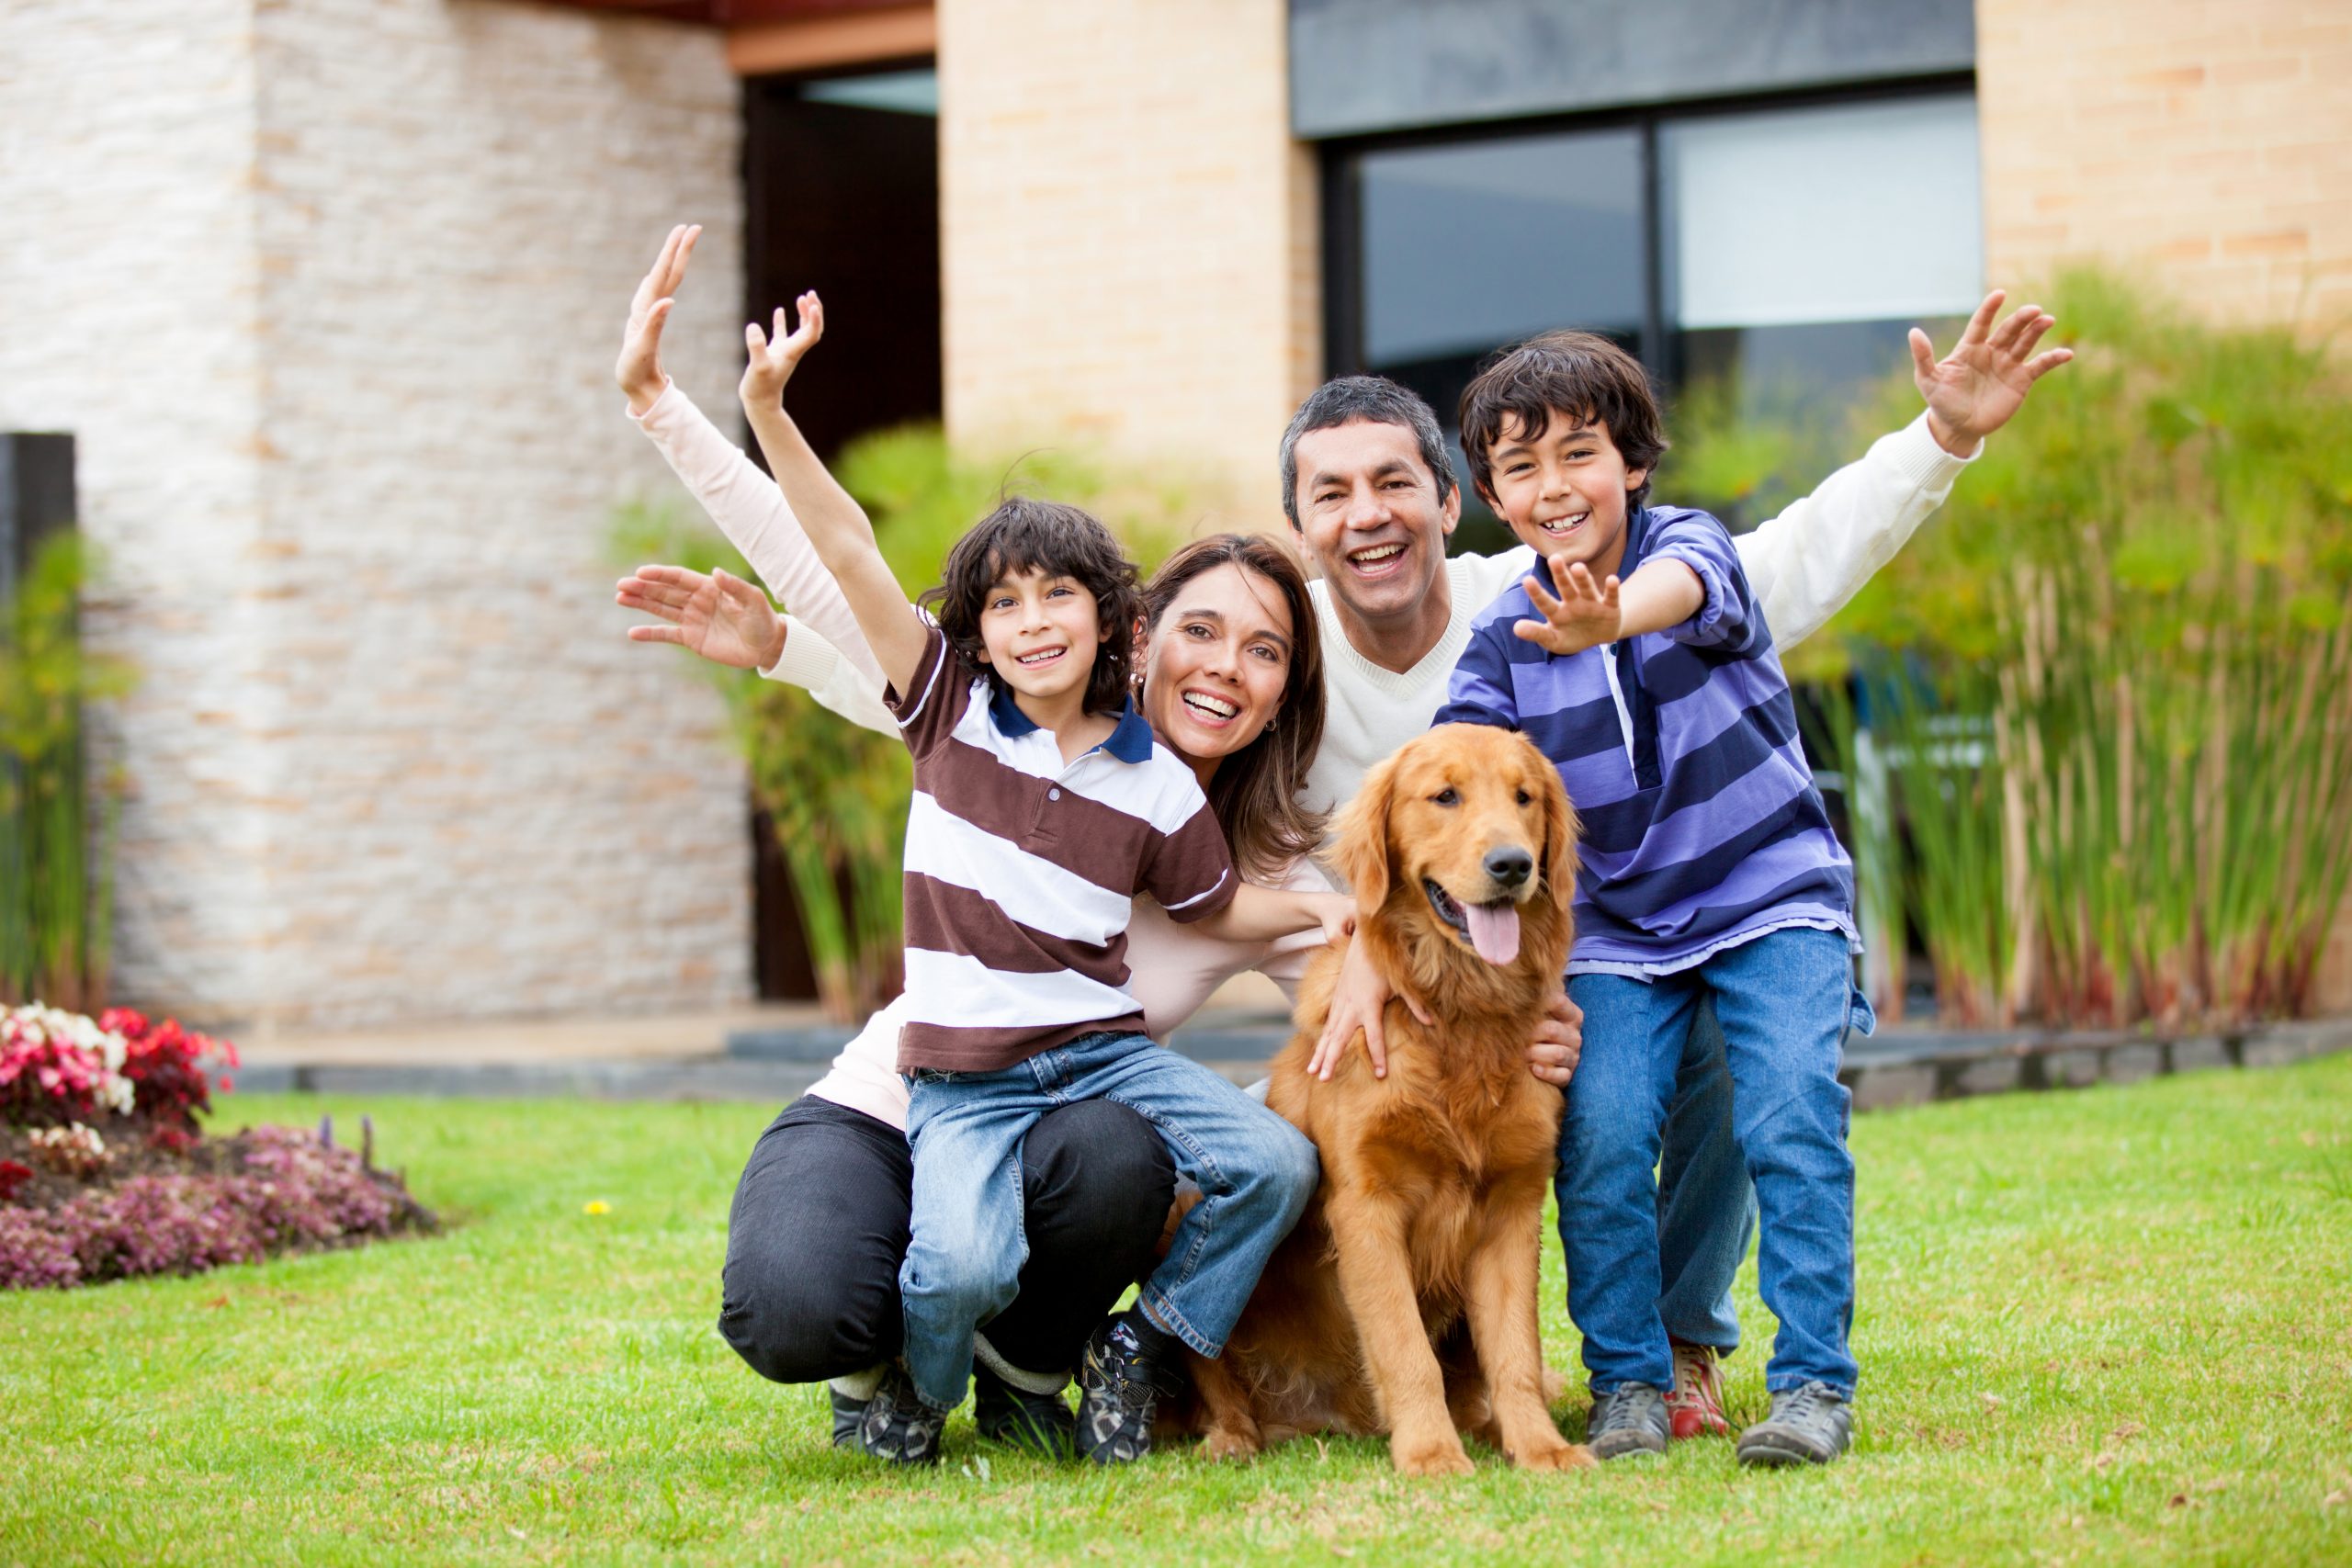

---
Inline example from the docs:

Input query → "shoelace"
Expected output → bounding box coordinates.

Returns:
[1774,1382,1837,1425]
[1592,1388,1657,1434]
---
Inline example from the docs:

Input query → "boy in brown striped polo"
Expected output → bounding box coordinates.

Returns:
[739,290,1351,1466]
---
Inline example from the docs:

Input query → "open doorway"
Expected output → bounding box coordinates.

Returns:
[741,62,940,1001]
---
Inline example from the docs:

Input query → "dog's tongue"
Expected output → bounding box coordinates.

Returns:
[1463,900,1521,965]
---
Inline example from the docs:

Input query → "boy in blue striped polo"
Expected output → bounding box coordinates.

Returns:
[1433,331,1873,1468]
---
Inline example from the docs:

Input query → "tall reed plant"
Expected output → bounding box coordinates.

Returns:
[1,534,132,1011]
[1675,271,2352,1029]
[616,425,1203,1021]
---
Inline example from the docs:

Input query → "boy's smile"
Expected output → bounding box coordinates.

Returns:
[1481,409,1650,581]
[978,568,1105,709]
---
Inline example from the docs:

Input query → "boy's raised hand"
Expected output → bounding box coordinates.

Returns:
[617,563,787,671]
[741,292,825,410]
[1515,560,1623,656]
[617,223,701,414]
[1911,288,2075,456]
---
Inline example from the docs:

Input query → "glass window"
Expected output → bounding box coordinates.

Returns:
[1354,128,1645,547]
[1661,94,1981,417]
[1333,89,1983,545]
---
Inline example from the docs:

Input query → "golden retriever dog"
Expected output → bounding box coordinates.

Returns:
[1184,724,1591,1476]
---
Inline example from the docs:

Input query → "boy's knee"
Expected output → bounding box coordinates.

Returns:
[1263,1121,1320,1217]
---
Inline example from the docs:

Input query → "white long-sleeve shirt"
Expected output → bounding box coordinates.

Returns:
[630,382,1973,1128]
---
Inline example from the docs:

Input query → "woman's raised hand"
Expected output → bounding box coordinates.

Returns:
[617,223,701,414]
[616,563,787,671]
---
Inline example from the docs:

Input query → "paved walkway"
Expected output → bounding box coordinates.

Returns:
[221,999,2352,1113]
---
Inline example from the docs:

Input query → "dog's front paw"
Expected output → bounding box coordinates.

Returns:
[1514,1435,1598,1472]
[1199,1425,1263,1462]
[1391,1429,1475,1477]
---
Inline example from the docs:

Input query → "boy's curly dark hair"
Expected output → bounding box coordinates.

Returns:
[1458,330,1669,510]
[918,497,1143,717]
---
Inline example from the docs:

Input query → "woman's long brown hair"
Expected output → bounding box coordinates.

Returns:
[1142,534,1327,881]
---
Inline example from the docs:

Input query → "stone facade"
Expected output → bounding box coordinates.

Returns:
[1976,0,2352,332]
[0,0,753,1032]
[935,0,1318,513]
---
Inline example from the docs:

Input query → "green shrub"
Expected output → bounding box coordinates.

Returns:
[0,534,133,1010]
[1675,271,2352,1029]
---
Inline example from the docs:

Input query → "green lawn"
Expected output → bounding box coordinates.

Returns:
[6,1056,2350,1567]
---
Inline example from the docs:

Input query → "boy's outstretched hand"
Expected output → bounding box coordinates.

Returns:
[1516,560,1623,656]
[1913,289,2075,457]
[618,223,701,415]
[741,292,825,409]
[617,564,787,671]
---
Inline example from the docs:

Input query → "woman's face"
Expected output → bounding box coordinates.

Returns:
[1141,562,1296,771]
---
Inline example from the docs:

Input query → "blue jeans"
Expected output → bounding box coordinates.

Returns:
[900,1031,1319,1412]
[1652,996,1758,1351]
[1559,926,1869,1399]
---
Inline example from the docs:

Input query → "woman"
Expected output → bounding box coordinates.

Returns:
[612,226,1350,1453]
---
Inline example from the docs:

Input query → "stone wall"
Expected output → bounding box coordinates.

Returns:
[1977,0,2352,330]
[935,0,1317,513]
[0,0,754,1031]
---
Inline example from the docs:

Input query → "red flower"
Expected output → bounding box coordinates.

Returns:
[0,1161,31,1202]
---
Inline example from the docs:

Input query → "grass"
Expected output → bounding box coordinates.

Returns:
[6,1058,2350,1567]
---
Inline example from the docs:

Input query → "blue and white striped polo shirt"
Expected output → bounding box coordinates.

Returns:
[1433,505,1857,976]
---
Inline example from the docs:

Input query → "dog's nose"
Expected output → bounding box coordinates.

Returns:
[1484,846,1533,888]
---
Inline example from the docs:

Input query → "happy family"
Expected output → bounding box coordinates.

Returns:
[608,220,2070,1473]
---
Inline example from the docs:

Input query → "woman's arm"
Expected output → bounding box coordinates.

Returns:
[617,223,891,693]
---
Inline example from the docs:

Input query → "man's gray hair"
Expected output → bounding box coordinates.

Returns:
[1276,376,1459,530]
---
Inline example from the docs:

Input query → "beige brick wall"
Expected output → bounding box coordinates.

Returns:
[1977,0,2352,330]
[1,0,754,1031]
[936,0,1317,517]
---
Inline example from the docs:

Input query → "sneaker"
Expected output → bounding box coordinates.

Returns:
[1665,1339,1731,1439]
[1586,1382,1669,1460]
[854,1362,945,1466]
[974,1364,1075,1460]
[1736,1382,1853,1467]
[1077,1311,1184,1465]
[829,1386,866,1450]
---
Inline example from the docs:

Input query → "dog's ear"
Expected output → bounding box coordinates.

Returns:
[1332,750,1400,917]
[1535,750,1580,910]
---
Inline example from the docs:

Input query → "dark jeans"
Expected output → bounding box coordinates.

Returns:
[718,1093,1177,1384]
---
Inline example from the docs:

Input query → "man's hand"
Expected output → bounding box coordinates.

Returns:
[1913,289,2075,456]
[617,563,787,671]
[1306,931,1433,1082]
[1515,559,1623,656]
[741,292,825,411]
[618,223,701,415]
[1525,988,1583,1088]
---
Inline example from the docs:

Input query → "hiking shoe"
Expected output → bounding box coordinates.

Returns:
[1077,1312,1185,1465]
[854,1362,945,1466]
[974,1364,1075,1460]
[1736,1382,1853,1467]
[1587,1382,1670,1460]
[1666,1339,1732,1439]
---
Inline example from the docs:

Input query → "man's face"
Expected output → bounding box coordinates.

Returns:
[1289,419,1460,629]
[1479,408,1647,580]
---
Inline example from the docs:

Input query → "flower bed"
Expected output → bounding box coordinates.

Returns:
[0,1005,434,1290]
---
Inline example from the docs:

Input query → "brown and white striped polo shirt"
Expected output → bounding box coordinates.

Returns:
[886,624,1237,1072]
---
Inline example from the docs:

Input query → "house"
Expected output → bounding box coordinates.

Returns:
[1,0,2343,1031]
